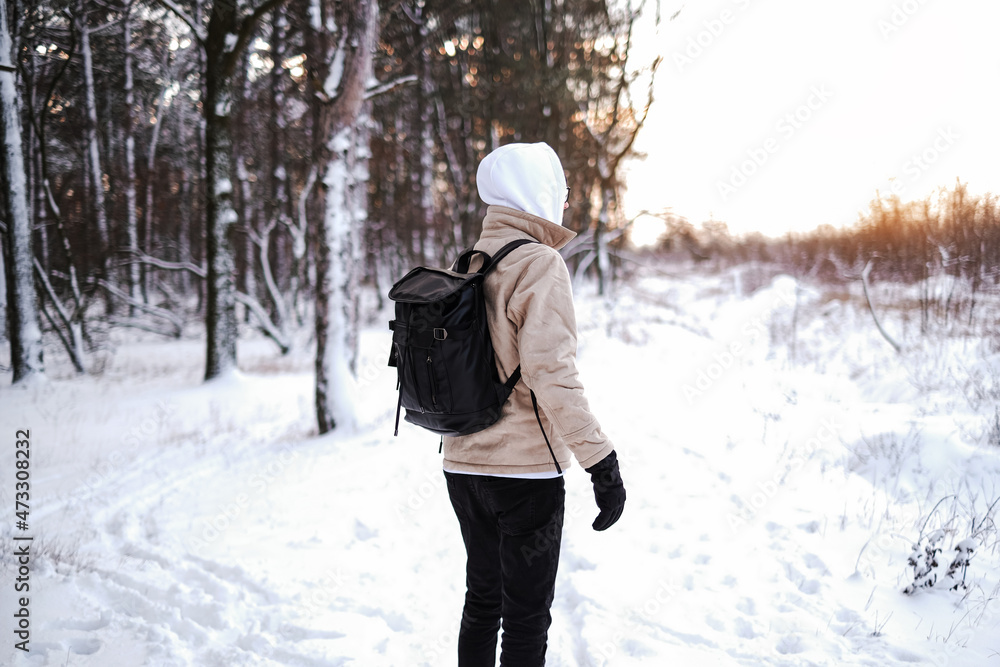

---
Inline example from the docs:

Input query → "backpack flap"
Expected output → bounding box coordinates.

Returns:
[386,238,540,439]
[388,266,477,304]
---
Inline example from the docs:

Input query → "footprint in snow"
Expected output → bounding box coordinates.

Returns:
[798,520,821,533]
[776,634,805,655]
[734,616,756,639]
[64,638,103,656]
[798,578,821,595]
[50,611,111,631]
[705,614,726,632]
[802,552,829,574]
[736,597,756,616]
[354,519,378,541]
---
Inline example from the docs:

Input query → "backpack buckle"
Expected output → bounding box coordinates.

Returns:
[433,328,448,340]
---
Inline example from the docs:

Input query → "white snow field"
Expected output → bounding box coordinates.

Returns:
[2,265,999,666]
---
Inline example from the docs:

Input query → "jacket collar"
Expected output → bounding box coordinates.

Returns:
[479,206,577,251]
[480,205,576,250]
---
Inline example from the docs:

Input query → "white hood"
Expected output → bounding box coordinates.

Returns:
[476,142,567,226]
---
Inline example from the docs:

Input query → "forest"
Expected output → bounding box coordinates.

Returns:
[0,0,661,430]
[3,0,998,429]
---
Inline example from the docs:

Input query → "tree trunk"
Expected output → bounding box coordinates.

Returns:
[267,11,290,326]
[142,77,169,302]
[28,51,49,275]
[123,1,141,314]
[0,230,6,342]
[178,165,192,295]
[75,0,111,295]
[1,0,45,382]
[201,0,287,379]
[595,184,613,296]
[313,0,378,434]
[203,1,242,379]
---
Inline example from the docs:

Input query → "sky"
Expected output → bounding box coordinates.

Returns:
[623,0,1000,239]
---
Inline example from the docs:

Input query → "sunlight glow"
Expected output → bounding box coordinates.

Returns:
[624,0,1000,237]
[629,215,666,247]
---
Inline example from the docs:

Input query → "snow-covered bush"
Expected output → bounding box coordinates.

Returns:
[903,494,999,595]
[903,529,978,594]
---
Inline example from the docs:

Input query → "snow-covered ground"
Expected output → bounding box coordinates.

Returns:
[2,264,999,666]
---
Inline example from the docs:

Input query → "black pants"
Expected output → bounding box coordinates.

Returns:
[445,471,566,667]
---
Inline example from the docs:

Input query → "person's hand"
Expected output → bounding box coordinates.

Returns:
[584,450,626,531]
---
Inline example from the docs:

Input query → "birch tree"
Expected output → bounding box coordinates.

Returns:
[1,0,45,383]
[122,0,141,312]
[312,0,378,433]
[161,0,288,378]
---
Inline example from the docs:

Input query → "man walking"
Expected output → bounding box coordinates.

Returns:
[443,142,626,666]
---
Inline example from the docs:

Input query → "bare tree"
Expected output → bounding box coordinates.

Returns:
[160,0,288,379]
[73,0,112,297]
[1,0,45,382]
[122,0,142,312]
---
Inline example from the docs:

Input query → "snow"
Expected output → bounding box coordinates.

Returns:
[2,266,1000,665]
[308,0,321,31]
[323,35,349,101]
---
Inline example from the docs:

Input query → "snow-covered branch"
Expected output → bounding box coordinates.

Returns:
[95,278,185,336]
[860,258,902,353]
[128,251,208,278]
[365,74,418,100]
[38,300,85,373]
[33,258,86,373]
[234,291,290,354]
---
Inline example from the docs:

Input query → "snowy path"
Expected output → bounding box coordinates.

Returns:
[2,269,999,665]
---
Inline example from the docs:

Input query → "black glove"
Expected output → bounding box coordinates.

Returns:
[584,450,626,531]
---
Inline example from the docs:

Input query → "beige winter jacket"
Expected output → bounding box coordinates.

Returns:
[442,206,615,474]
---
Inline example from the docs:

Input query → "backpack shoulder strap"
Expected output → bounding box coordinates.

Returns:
[455,248,490,274]
[479,238,538,275]
[455,238,537,275]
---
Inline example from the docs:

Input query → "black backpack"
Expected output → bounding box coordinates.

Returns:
[388,239,563,473]
[388,239,535,438]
